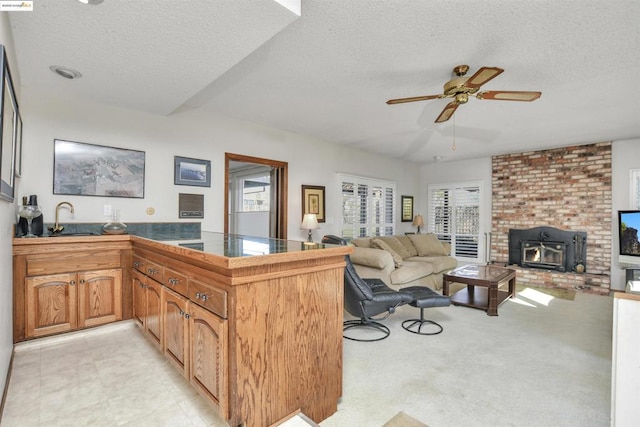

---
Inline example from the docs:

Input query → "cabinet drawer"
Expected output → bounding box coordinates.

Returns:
[189,278,227,319]
[164,267,188,297]
[27,250,121,276]
[145,260,165,283]
[133,255,146,273]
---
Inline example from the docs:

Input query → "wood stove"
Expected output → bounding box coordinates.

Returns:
[508,226,587,273]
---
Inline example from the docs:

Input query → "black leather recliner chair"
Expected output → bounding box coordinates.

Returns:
[322,235,414,341]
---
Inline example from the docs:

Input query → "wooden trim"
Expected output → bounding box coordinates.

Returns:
[614,292,640,302]
[224,152,288,239]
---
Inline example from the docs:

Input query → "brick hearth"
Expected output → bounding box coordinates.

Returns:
[491,142,612,294]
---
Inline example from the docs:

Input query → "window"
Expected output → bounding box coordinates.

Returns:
[339,174,395,239]
[240,174,270,212]
[428,182,483,262]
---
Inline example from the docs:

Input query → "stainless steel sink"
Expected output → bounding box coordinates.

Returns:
[48,232,100,237]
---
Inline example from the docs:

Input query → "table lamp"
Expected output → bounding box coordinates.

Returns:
[412,214,424,234]
[301,213,319,244]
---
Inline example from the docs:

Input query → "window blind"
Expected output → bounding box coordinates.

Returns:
[340,174,396,239]
[428,182,482,261]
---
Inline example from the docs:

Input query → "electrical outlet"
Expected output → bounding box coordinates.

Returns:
[104,205,112,216]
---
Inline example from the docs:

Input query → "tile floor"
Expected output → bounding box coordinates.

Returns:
[1,321,229,427]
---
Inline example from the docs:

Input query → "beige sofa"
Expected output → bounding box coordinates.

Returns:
[350,234,457,291]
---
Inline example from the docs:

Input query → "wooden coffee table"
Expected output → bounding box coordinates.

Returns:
[443,265,516,316]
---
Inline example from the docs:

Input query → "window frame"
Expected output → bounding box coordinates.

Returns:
[338,173,396,239]
[427,181,484,263]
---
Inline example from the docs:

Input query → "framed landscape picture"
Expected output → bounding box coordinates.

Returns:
[174,156,211,187]
[53,139,145,198]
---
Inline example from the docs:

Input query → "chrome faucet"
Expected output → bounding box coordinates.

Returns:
[50,201,75,233]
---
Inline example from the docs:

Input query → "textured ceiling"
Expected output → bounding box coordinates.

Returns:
[9,0,640,163]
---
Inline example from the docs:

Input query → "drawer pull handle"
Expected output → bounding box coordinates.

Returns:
[80,279,85,285]
[184,313,190,319]
[133,261,141,267]
[147,268,158,275]
[179,310,184,316]
[70,280,76,286]
[195,292,209,302]
[168,278,181,285]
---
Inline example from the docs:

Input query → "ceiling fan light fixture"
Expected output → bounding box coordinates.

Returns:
[49,66,82,80]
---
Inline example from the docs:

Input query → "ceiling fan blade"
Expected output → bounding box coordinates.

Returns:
[463,67,504,90]
[435,101,458,123]
[476,90,542,101]
[386,94,444,105]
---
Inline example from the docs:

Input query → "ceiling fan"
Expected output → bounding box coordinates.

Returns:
[386,65,541,123]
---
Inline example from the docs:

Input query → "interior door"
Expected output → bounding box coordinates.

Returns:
[224,153,288,239]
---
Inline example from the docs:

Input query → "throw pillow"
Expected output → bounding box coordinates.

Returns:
[377,236,412,259]
[395,235,419,257]
[407,233,448,256]
[371,238,404,267]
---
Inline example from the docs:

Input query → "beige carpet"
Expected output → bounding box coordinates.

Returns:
[516,283,576,300]
[382,411,428,427]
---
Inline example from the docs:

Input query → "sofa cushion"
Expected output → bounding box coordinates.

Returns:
[376,236,412,259]
[395,235,419,257]
[406,256,458,274]
[350,246,392,269]
[371,238,404,267]
[407,234,449,256]
[352,237,372,248]
[390,261,434,285]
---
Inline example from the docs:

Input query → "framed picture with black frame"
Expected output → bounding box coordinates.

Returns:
[174,156,211,187]
[401,195,413,222]
[53,139,145,198]
[0,45,19,202]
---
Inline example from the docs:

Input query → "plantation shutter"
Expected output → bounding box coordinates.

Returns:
[339,174,395,238]
[428,182,482,262]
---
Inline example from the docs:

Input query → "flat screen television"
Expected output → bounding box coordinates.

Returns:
[618,210,640,265]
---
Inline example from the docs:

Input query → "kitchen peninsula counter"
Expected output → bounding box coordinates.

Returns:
[14,232,351,427]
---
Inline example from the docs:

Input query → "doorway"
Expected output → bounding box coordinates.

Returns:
[224,153,288,239]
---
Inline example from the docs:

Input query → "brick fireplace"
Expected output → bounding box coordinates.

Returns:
[491,142,612,294]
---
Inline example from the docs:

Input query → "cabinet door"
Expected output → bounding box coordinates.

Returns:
[189,303,228,419]
[132,271,147,329]
[78,269,123,328]
[163,287,190,378]
[145,279,163,350]
[26,273,77,338]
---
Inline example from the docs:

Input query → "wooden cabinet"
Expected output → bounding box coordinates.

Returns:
[189,302,228,419]
[130,236,349,427]
[25,269,122,339]
[26,273,77,338]
[77,269,123,328]
[132,269,163,350]
[163,287,190,378]
[13,236,131,342]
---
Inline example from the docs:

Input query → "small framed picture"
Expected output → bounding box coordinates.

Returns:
[302,185,325,223]
[174,156,211,187]
[401,195,413,222]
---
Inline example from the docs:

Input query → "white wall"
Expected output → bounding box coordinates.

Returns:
[18,88,421,241]
[611,139,640,290]
[421,143,639,291]
[0,12,20,397]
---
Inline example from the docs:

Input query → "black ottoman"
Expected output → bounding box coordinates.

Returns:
[401,286,451,335]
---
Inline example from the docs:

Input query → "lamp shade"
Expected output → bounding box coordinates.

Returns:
[300,213,319,230]
[412,215,424,228]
